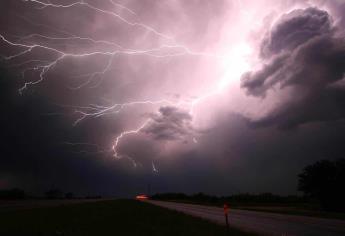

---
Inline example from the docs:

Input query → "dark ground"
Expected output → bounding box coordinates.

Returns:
[0,199,254,236]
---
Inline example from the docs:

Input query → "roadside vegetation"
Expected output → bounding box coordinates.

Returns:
[0,199,255,236]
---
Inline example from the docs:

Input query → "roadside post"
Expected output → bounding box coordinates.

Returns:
[223,203,229,232]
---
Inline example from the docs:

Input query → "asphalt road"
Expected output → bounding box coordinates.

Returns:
[148,200,345,236]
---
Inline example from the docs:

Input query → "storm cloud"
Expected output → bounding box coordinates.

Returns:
[241,7,345,128]
[142,106,193,141]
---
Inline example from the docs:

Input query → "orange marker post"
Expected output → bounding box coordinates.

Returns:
[223,203,229,232]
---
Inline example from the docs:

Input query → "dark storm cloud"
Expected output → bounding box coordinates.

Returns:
[0,66,137,195]
[142,106,193,140]
[193,112,345,195]
[241,7,345,128]
[260,7,333,58]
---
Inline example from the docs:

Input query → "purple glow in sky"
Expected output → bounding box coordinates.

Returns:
[1,0,345,196]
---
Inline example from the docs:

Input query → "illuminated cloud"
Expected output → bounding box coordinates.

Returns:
[260,8,333,58]
[241,7,345,128]
[142,106,193,141]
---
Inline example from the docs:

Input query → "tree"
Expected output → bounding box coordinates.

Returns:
[298,159,345,211]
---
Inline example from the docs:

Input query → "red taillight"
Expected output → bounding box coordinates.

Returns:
[136,194,149,200]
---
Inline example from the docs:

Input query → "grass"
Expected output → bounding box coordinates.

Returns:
[0,199,255,236]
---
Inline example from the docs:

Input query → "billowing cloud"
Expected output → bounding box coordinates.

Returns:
[241,7,345,128]
[260,8,333,58]
[142,106,193,141]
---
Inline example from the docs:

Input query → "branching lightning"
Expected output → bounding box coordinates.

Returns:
[1,0,251,172]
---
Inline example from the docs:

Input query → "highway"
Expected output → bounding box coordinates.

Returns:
[148,200,345,236]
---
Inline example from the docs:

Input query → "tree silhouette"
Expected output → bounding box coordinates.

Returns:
[298,159,345,211]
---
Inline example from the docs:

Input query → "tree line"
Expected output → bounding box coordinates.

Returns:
[152,158,345,212]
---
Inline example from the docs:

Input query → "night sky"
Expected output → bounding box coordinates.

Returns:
[1,0,345,197]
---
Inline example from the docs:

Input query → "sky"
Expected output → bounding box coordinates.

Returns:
[0,0,345,197]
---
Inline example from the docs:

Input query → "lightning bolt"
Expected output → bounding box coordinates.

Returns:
[112,120,149,159]
[152,161,158,173]
[109,0,137,16]
[23,0,173,40]
[1,0,247,172]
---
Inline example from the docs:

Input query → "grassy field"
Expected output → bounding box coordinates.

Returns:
[0,199,255,236]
